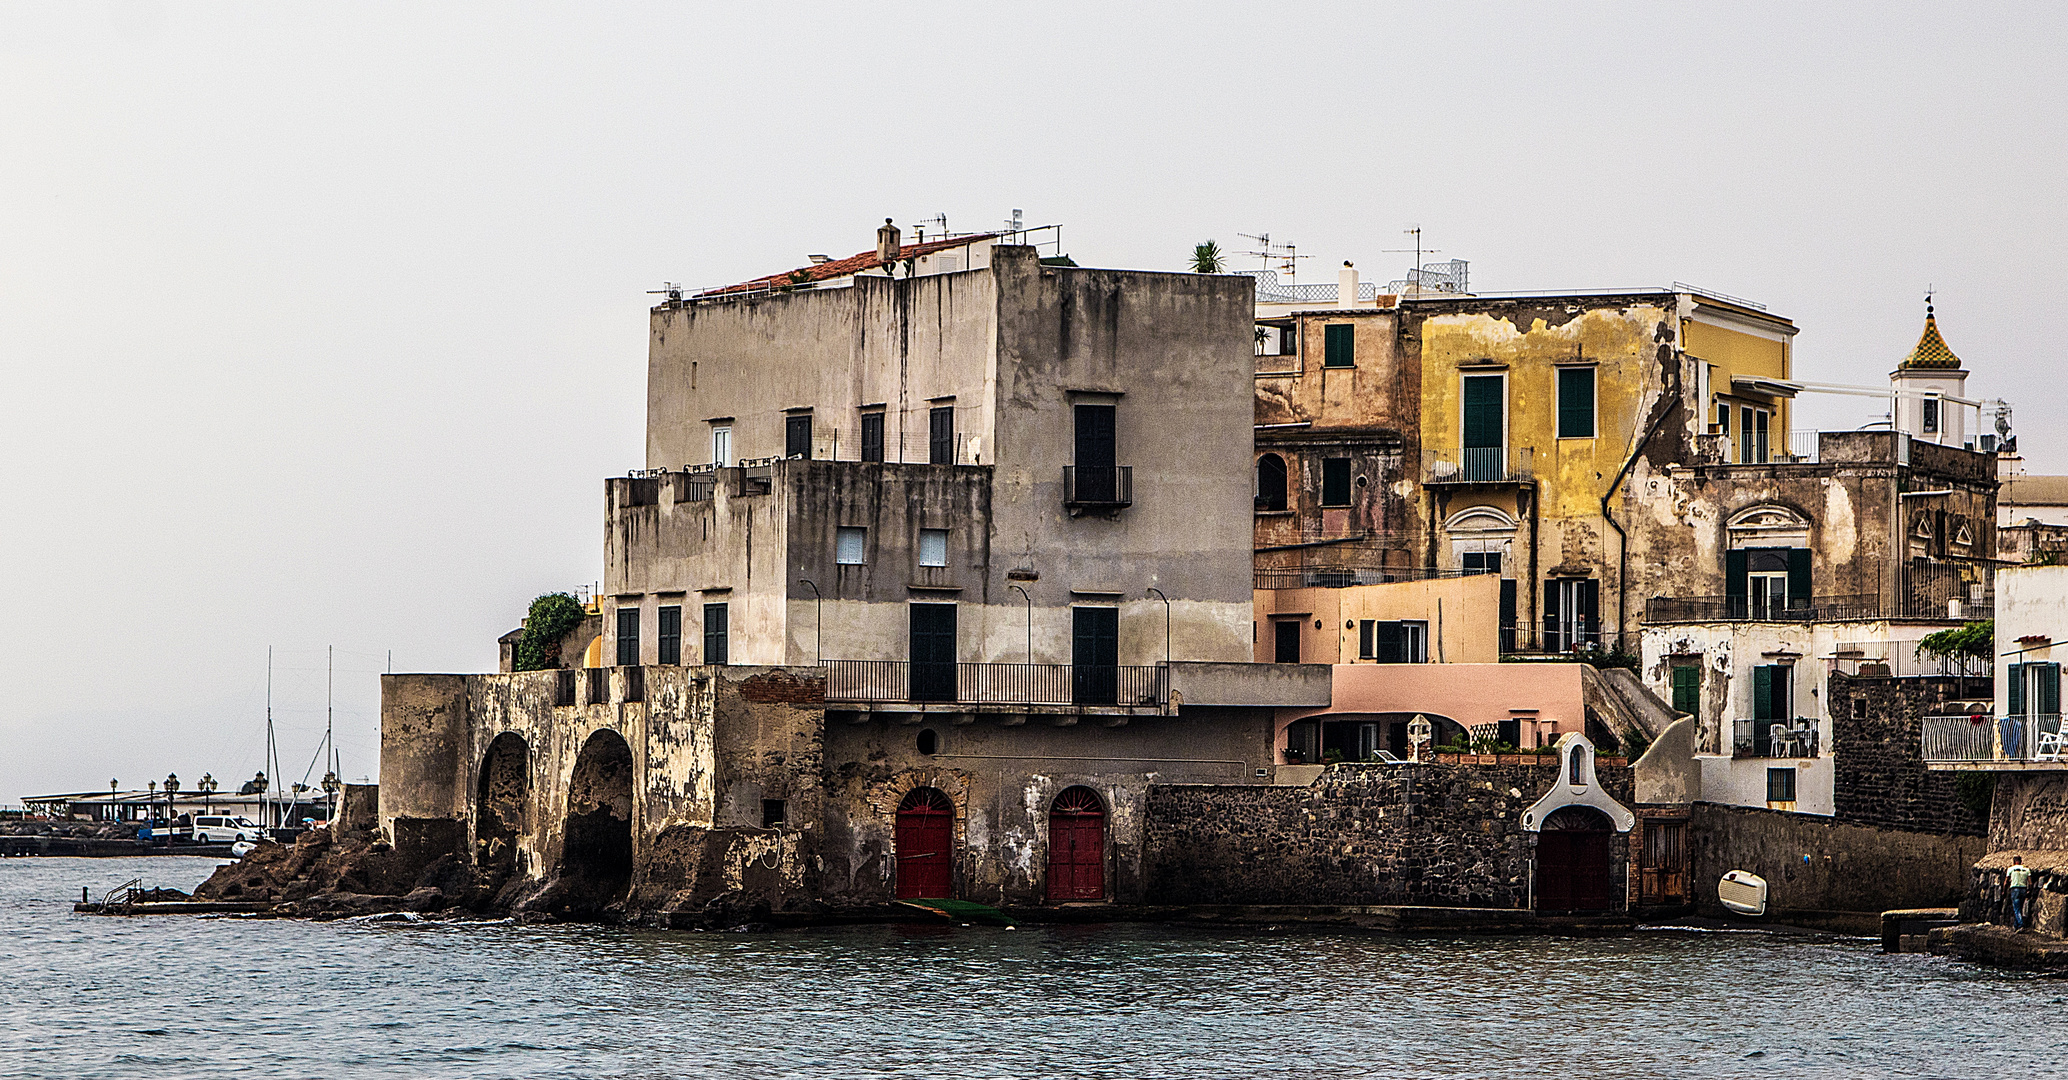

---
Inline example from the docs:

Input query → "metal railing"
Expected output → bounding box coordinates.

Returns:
[1064,466,1133,508]
[1923,713,2065,764]
[824,660,1168,708]
[1644,594,1883,624]
[1733,718,1821,758]
[1501,623,1614,656]
[1425,446,1534,484]
[1254,565,1497,590]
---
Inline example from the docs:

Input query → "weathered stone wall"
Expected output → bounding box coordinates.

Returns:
[1688,802,1983,916]
[1140,759,1634,908]
[1827,673,1988,835]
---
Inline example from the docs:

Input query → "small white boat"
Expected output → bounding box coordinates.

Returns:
[1718,870,1768,916]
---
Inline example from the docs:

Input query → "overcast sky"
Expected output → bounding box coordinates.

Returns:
[2,2,2061,802]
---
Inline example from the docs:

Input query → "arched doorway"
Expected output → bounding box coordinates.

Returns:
[1045,787,1106,902]
[894,787,953,899]
[1256,454,1287,512]
[1536,804,1615,912]
[476,732,529,880]
[559,728,634,909]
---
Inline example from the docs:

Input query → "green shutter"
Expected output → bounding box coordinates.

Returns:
[1753,665,1774,722]
[1671,666,1700,714]
[1324,324,1354,367]
[1726,550,1749,611]
[1374,621,1406,664]
[2009,663,2025,716]
[1786,548,1812,610]
[2041,664,2062,716]
[1558,367,1595,439]
[1462,376,1503,450]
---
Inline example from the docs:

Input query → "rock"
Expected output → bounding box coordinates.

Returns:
[401,887,449,913]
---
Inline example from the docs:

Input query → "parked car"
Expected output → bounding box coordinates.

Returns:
[191,815,267,843]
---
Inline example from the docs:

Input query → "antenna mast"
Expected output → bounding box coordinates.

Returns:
[1238,233,1312,286]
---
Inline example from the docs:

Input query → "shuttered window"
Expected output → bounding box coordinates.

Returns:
[657,605,682,665]
[1671,666,1699,714]
[1557,367,1596,439]
[616,607,640,667]
[1324,324,1355,368]
[1321,458,1352,507]
[702,603,729,665]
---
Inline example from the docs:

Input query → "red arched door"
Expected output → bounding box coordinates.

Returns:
[1536,804,1615,912]
[895,787,953,899]
[1046,787,1106,902]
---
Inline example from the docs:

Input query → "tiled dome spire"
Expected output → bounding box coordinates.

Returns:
[1900,294,1964,370]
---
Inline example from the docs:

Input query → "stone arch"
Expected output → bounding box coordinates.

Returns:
[1046,786,1107,902]
[1534,804,1617,912]
[476,732,530,880]
[558,727,635,911]
[1725,503,1811,549]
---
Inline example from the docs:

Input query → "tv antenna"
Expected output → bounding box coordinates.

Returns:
[1382,226,1442,291]
[1238,233,1312,286]
[646,282,684,303]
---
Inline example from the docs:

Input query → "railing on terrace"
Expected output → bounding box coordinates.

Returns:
[1644,594,1882,624]
[1064,466,1133,508]
[1425,447,1534,484]
[1733,718,1821,758]
[1500,624,1618,657]
[1833,640,1993,681]
[824,660,1168,709]
[1253,565,1497,590]
[1923,713,2065,765]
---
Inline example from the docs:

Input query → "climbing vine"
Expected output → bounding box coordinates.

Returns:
[1915,620,1992,665]
[514,592,586,672]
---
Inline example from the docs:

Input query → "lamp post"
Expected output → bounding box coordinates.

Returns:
[798,579,823,664]
[164,773,180,844]
[322,771,342,825]
[109,779,118,823]
[199,773,217,814]
[1145,587,1171,668]
[1007,584,1033,665]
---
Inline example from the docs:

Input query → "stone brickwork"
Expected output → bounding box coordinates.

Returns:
[1690,802,1983,918]
[1141,759,1634,908]
[1828,672,1988,836]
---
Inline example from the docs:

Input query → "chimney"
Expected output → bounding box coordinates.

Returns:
[876,218,901,265]
[1337,261,1359,308]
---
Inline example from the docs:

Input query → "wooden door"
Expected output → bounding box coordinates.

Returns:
[895,788,953,899]
[1046,787,1106,902]
[1073,607,1119,705]
[1536,805,1615,912]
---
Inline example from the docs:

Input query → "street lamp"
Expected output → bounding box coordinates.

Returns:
[164,773,180,845]
[321,771,342,824]
[109,779,118,823]
[199,773,217,814]
[798,579,823,664]
[1145,587,1171,668]
[1007,584,1033,665]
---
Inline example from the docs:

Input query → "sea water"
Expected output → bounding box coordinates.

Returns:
[3,856,2063,1079]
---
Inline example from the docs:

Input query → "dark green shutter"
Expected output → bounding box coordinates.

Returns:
[2008,663,2025,716]
[1543,578,1561,645]
[1580,579,1601,643]
[1671,666,1699,714]
[1558,367,1595,439]
[1324,324,1354,368]
[1726,550,1749,613]
[1786,548,1812,611]
[2041,664,2062,715]
[1374,621,1405,664]
[1463,376,1503,450]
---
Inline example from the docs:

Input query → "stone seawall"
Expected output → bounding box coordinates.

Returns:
[1142,760,1633,908]
[1828,673,1988,836]
[1689,802,1983,919]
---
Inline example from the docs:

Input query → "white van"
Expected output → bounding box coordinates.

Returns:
[192,815,266,843]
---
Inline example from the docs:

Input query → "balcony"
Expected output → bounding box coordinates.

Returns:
[825,660,1169,710]
[1733,718,1821,759]
[1923,713,2065,767]
[1644,594,1882,624]
[1253,565,1496,590]
[1064,466,1133,509]
[1425,447,1533,485]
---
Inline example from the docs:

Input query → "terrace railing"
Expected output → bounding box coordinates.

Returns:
[1733,718,1822,758]
[1644,594,1882,624]
[1922,713,2065,764]
[825,660,1168,709]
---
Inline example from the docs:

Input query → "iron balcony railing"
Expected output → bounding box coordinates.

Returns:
[1064,466,1133,508]
[1425,447,1534,484]
[1922,713,2065,764]
[1253,565,1498,590]
[1733,718,1821,759]
[1644,594,1883,624]
[1501,623,1612,656]
[824,660,1168,709]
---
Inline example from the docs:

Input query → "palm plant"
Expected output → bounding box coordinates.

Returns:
[1190,240,1225,274]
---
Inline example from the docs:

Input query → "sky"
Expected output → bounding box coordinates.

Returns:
[2,2,2062,802]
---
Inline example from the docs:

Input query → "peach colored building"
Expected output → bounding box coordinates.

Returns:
[1254,573,1499,666]
[1277,662,1587,764]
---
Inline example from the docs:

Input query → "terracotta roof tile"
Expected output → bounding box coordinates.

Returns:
[697,233,1004,297]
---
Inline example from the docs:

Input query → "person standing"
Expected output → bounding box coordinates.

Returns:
[2008,856,2034,931]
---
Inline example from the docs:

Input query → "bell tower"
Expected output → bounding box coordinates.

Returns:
[1890,293,1970,447]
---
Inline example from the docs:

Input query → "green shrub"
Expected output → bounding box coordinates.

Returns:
[514,592,586,672]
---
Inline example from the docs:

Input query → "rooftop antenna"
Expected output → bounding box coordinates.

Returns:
[1383,226,1442,293]
[645,282,683,303]
[1004,208,1024,240]
[1238,233,1312,286]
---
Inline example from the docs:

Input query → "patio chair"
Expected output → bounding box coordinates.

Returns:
[2039,728,2065,762]
[1768,723,1797,757]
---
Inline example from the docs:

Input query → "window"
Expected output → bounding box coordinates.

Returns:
[860,412,885,462]
[1256,454,1287,511]
[1462,374,1504,480]
[1766,767,1797,804]
[1274,620,1300,664]
[1726,547,1810,618]
[1321,458,1352,507]
[1359,620,1429,663]
[918,529,948,568]
[554,669,577,706]
[711,425,734,468]
[703,603,729,665]
[616,607,640,667]
[917,728,939,755]
[1073,403,1119,503]
[1922,397,1940,434]
[929,406,955,464]
[761,799,787,828]
[1716,401,1731,439]
[785,414,812,459]
[1256,323,1296,356]
[1543,578,1599,651]
[1750,664,1793,755]
[836,526,866,565]
[1557,367,1596,439]
[1324,324,1355,368]
[1670,665,1700,715]
[1739,406,1769,463]
[657,605,682,666]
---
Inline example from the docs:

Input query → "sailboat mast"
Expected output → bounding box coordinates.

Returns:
[265,646,277,829]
